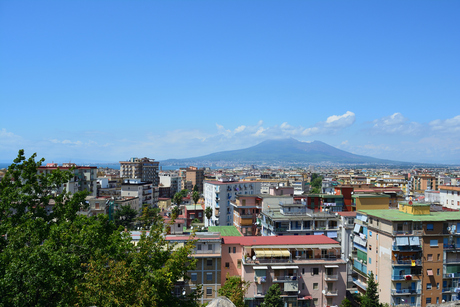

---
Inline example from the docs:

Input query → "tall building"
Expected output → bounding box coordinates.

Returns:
[204,178,261,227]
[180,166,205,193]
[352,202,460,307]
[120,157,159,186]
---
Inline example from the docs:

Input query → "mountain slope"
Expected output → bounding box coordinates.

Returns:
[161,138,398,165]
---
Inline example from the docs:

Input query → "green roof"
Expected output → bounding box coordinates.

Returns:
[207,226,242,236]
[185,205,203,211]
[359,209,460,222]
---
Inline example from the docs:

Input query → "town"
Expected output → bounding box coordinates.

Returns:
[3,156,460,307]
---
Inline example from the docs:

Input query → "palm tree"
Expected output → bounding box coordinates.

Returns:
[192,190,200,221]
[205,206,212,225]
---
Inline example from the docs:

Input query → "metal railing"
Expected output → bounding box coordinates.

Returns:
[392,259,422,266]
[325,274,338,280]
[391,289,421,295]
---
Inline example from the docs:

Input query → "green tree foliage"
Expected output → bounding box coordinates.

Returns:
[218,274,251,307]
[0,150,202,307]
[205,206,212,222]
[361,272,380,307]
[309,173,323,194]
[193,184,198,192]
[180,189,189,198]
[340,298,354,307]
[262,284,283,307]
[114,204,138,230]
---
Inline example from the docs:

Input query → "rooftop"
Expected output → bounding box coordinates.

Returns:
[222,234,339,246]
[359,209,460,222]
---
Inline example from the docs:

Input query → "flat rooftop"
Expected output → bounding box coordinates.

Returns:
[359,209,460,222]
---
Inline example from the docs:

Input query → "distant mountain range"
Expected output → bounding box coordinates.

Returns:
[161,138,403,166]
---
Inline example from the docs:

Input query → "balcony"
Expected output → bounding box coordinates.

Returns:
[324,289,338,296]
[445,258,460,264]
[254,276,267,283]
[393,230,423,236]
[353,278,367,290]
[391,289,421,295]
[443,273,460,278]
[392,245,422,252]
[324,274,339,281]
[392,259,422,266]
[442,287,458,293]
[444,244,460,250]
[391,275,421,281]
[273,275,298,282]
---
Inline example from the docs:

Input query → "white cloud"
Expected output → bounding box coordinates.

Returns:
[0,128,19,138]
[429,115,460,133]
[325,111,356,128]
[370,112,422,135]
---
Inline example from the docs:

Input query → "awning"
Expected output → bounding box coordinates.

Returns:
[354,224,361,233]
[395,237,409,246]
[254,250,267,257]
[325,265,339,268]
[327,232,338,238]
[299,296,312,300]
[272,266,299,270]
[409,236,420,246]
[427,269,433,276]
[264,250,289,257]
[253,266,268,270]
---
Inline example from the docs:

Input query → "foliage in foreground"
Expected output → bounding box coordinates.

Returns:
[261,283,283,307]
[218,274,251,307]
[0,150,201,307]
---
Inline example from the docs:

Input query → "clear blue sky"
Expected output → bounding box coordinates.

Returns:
[1,1,459,163]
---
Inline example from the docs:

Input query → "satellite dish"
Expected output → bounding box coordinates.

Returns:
[322,290,326,294]
[252,255,256,261]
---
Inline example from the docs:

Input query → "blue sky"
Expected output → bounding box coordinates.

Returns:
[1,1,459,164]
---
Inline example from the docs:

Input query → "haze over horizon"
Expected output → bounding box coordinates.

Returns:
[1,1,459,164]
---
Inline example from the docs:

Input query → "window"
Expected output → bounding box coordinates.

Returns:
[369,231,372,237]
[207,259,213,266]
[206,287,212,296]
[427,283,432,290]
[225,262,229,268]
[437,283,440,289]
[233,247,236,253]
[302,283,305,290]
[302,268,305,274]
[427,254,433,261]
[206,273,212,281]
[437,254,440,261]
[437,268,440,275]
[313,283,318,290]
[191,273,197,281]
[430,239,438,247]
[312,268,319,275]
[369,257,372,264]
[237,259,241,269]
[427,224,434,231]
[437,297,439,304]
[369,245,372,251]
[426,298,431,304]
[208,244,213,251]
[377,234,379,240]
[313,298,318,306]
[197,244,202,251]
[228,247,231,253]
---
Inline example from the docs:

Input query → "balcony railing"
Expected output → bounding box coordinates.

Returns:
[254,276,267,283]
[272,275,298,282]
[443,273,460,278]
[393,230,423,236]
[442,287,457,293]
[392,259,422,266]
[391,289,421,295]
[324,289,338,296]
[445,259,460,264]
[324,274,338,280]
[392,245,422,252]
[444,244,460,250]
[391,274,421,281]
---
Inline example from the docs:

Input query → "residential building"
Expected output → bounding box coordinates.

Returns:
[159,175,182,197]
[352,202,460,307]
[231,195,262,236]
[221,235,347,307]
[439,186,460,210]
[204,178,261,227]
[121,179,154,207]
[37,163,98,196]
[180,166,205,193]
[119,157,159,186]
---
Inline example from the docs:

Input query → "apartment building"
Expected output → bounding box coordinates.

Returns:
[221,235,347,307]
[168,233,222,305]
[119,157,159,186]
[231,195,262,236]
[121,179,155,207]
[159,175,182,198]
[352,202,460,307]
[37,163,98,196]
[204,178,261,227]
[439,186,460,210]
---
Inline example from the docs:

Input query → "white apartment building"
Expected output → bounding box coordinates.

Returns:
[439,185,460,209]
[121,179,155,208]
[204,178,261,227]
[159,175,182,196]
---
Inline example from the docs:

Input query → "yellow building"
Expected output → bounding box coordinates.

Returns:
[352,193,390,211]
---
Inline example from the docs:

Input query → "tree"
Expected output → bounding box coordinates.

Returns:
[309,173,323,194]
[114,204,138,230]
[262,284,283,307]
[339,298,354,307]
[0,150,202,307]
[0,150,129,306]
[205,206,212,223]
[218,274,250,307]
[361,271,379,307]
[193,184,198,193]
[192,190,200,217]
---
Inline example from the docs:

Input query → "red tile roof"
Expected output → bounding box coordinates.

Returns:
[337,212,357,217]
[222,235,338,246]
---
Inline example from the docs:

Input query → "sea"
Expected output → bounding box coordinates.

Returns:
[0,162,206,171]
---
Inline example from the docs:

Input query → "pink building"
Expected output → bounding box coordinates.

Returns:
[222,235,346,307]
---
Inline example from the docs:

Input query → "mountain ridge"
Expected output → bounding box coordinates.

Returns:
[160,138,402,165]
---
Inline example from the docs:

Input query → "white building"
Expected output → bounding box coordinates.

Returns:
[121,179,155,208]
[159,175,182,196]
[204,178,261,226]
[439,185,460,209]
